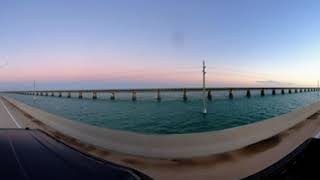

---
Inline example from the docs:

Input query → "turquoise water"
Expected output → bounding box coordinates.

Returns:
[3,90,320,134]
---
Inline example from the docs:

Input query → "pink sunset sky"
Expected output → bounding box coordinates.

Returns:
[1,1,320,90]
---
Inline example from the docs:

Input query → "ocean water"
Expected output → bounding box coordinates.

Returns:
[3,90,320,134]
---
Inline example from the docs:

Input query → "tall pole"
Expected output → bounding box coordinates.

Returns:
[317,80,319,96]
[202,60,207,114]
[33,80,36,101]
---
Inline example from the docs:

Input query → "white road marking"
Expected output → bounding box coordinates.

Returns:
[0,99,21,128]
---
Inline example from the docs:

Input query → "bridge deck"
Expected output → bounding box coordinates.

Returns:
[6,87,320,93]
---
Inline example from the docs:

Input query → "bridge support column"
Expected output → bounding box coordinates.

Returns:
[261,89,265,96]
[207,90,212,100]
[229,89,234,99]
[281,89,285,94]
[45,92,48,96]
[295,89,298,93]
[51,92,54,96]
[183,89,187,101]
[79,92,83,99]
[36,92,39,96]
[289,89,292,94]
[93,92,97,100]
[132,91,137,101]
[156,89,161,101]
[272,89,276,95]
[59,92,62,97]
[40,92,43,96]
[110,92,115,100]
[300,89,302,93]
[246,89,251,97]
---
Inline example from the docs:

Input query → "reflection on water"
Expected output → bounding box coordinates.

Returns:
[4,90,320,134]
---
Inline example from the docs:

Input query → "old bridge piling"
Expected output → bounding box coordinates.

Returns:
[9,87,320,102]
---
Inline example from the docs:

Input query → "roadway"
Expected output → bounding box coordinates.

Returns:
[0,98,21,128]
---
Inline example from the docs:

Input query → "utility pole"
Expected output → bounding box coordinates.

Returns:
[202,60,207,114]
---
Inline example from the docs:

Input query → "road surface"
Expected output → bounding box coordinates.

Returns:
[0,98,21,128]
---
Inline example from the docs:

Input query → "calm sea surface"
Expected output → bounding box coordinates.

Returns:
[3,90,320,134]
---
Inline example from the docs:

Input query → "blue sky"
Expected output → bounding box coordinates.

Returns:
[1,0,320,90]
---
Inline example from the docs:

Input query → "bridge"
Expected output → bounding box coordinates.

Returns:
[5,87,320,101]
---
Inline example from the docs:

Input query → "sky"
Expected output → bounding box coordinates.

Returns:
[1,0,320,90]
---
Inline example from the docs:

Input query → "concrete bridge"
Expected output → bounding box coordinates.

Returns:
[5,87,320,101]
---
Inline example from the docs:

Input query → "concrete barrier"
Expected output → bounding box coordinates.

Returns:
[3,96,320,159]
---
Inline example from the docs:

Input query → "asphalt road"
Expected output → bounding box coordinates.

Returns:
[0,98,21,128]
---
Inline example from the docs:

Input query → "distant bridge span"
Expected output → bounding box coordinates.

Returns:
[4,87,320,101]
